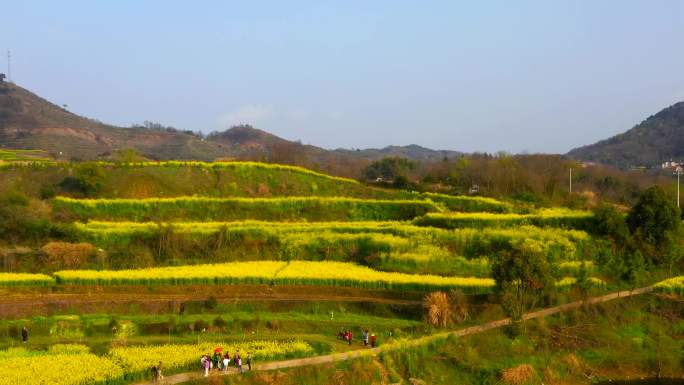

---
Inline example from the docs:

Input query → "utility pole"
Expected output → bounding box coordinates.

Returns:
[569,168,572,193]
[677,169,681,208]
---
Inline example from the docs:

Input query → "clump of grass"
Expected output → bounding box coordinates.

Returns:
[501,364,536,385]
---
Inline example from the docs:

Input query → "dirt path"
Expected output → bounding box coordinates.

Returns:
[134,286,653,385]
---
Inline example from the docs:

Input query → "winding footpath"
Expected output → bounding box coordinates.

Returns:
[134,286,653,385]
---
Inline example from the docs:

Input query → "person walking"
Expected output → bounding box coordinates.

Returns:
[202,354,211,377]
[155,361,163,381]
[246,352,252,371]
[237,356,243,373]
[222,355,230,372]
[348,330,353,346]
[21,326,28,344]
[363,330,369,346]
[217,354,223,370]
[370,333,377,348]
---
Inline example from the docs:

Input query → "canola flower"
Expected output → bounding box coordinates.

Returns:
[0,340,310,384]
[555,276,605,287]
[653,276,684,296]
[0,272,55,286]
[413,208,593,230]
[75,220,592,261]
[54,260,496,292]
[91,160,361,185]
[0,353,124,385]
[53,196,440,222]
[109,340,313,376]
[421,192,513,213]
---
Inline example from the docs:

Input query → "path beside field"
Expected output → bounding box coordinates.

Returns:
[134,286,653,385]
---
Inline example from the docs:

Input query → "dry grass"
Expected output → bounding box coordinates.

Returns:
[424,291,452,328]
[41,242,95,269]
[501,364,536,385]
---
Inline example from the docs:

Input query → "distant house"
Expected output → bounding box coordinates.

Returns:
[661,160,682,169]
[660,159,683,174]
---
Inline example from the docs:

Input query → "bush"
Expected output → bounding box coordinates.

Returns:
[590,204,628,241]
[59,163,106,196]
[625,186,682,268]
[213,317,228,329]
[491,241,555,322]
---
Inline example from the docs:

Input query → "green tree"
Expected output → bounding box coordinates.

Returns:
[74,163,106,196]
[591,203,629,242]
[626,186,681,265]
[363,157,415,181]
[491,240,555,324]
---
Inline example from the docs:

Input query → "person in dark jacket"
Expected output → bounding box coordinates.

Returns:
[21,326,28,343]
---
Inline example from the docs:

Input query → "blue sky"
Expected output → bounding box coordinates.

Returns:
[2,1,683,153]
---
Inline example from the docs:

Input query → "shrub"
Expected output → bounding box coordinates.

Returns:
[626,186,681,265]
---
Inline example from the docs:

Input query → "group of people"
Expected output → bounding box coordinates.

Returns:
[338,329,377,348]
[151,362,163,382]
[200,351,252,377]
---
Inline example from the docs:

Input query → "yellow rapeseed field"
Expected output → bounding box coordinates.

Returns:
[0,353,124,385]
[654,276,683,295]
[109,340,313,374]
[0,272,55,286]
[54,260,495,292]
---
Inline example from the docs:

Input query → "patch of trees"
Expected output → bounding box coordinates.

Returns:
[131,121,202,138]
[494,185,682,334]
[593,186,683,281]
[418,153,672,207]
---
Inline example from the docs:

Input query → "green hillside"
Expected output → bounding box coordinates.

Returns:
[568,101,684,168]
[0,159,679,385]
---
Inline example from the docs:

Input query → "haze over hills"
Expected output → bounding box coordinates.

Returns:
[567,101,684,169]
[0,82,461,167]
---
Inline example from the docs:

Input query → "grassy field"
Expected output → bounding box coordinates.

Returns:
[0,149,51,162]
[193,296,682,385]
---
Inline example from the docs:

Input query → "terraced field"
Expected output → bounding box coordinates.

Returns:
[0,161,615,385]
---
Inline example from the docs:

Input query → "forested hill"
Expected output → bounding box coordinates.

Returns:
[567,101,684,168]
[0,82,461,169]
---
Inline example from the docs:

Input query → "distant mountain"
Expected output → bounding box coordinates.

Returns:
[568,102,684,168]
[0,82,462,168]
[335,144,461,162]
[0,82,232,161]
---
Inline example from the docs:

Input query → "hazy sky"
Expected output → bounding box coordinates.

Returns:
[2,1,683,153]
